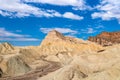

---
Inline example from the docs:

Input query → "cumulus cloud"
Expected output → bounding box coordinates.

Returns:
[0,28,39,41]
[95,25,104,29]
[16,30,22,32]
[0,37,39,41]
[40,27,78,37]
[25,0,90,10]
[40,27,77,34]
[0,0,84,20]
[25,0,83,6]
[0,28,26,37]
[92,0,120,23]
[81,28,96,34]
[0,0,61,18]
[63,12,83,20]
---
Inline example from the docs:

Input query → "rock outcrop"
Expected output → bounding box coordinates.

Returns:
[0,42,14,54]
[37,44,120,80]
[6,56,31,76]
[40,30,103,55]
[88,31,120,46]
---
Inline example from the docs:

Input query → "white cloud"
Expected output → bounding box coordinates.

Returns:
[0,27,40,41]
[95,25,104,29]
[40,27,78,37]
[65,34,76,38]
[92,0,120,23]
[16,30,22,32]
[87,28,96,33]
[40,27,77,34]
[0,37,39,41]
[25,0,89,10]
[0,0,61,18]
[0,0,84,20]
[25,0,83,6]
[63,12,83,20]
[81,28,96,34]
[0,0,41,17]
[0,28,25,37]
[43,10,83,20]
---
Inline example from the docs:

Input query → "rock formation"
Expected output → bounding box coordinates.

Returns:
[0,42,14,54]
[88,31,120,46]
[6,56,31,76]
[38,44,120,80]
[0,30,120,80]
[40,30,103,55]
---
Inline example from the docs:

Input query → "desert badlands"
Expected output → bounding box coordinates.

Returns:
[0,30,120,80]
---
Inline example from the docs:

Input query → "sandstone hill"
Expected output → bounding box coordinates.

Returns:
[0,30,120,80]
[88,31,120,46]
[40,30,103,55]
[0,42,14,54]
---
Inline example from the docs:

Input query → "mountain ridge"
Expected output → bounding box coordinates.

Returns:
[88,31,120,46]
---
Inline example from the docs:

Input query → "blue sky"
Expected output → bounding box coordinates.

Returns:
[0,0,120,46]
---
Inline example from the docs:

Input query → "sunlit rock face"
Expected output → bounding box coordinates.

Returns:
[88,31,120,46]
[0,42,14,54]
[40,30,103,55]
[6,56,31,76]
[37,44,120,80]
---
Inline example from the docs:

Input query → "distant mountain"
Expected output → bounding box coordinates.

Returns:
[88,31,120,46]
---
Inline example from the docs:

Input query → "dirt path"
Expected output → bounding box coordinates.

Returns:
[0,60,61,80]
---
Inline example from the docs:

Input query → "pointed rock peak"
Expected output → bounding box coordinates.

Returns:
[49,30,59,33]
[0,42,14,50]
[1,42,10,46]
[2,42,11,46]
[45,30,65,40]
[47,30,62,36]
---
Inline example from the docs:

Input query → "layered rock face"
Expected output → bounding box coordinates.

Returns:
[7,56,31,76]
[88,31,120,46]
[0,43,32,77]
[40,30,103,55]
[0,30,120,80]
[0,42,14,54]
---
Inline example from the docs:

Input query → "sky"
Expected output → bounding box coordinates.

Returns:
[0,0,120,46]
